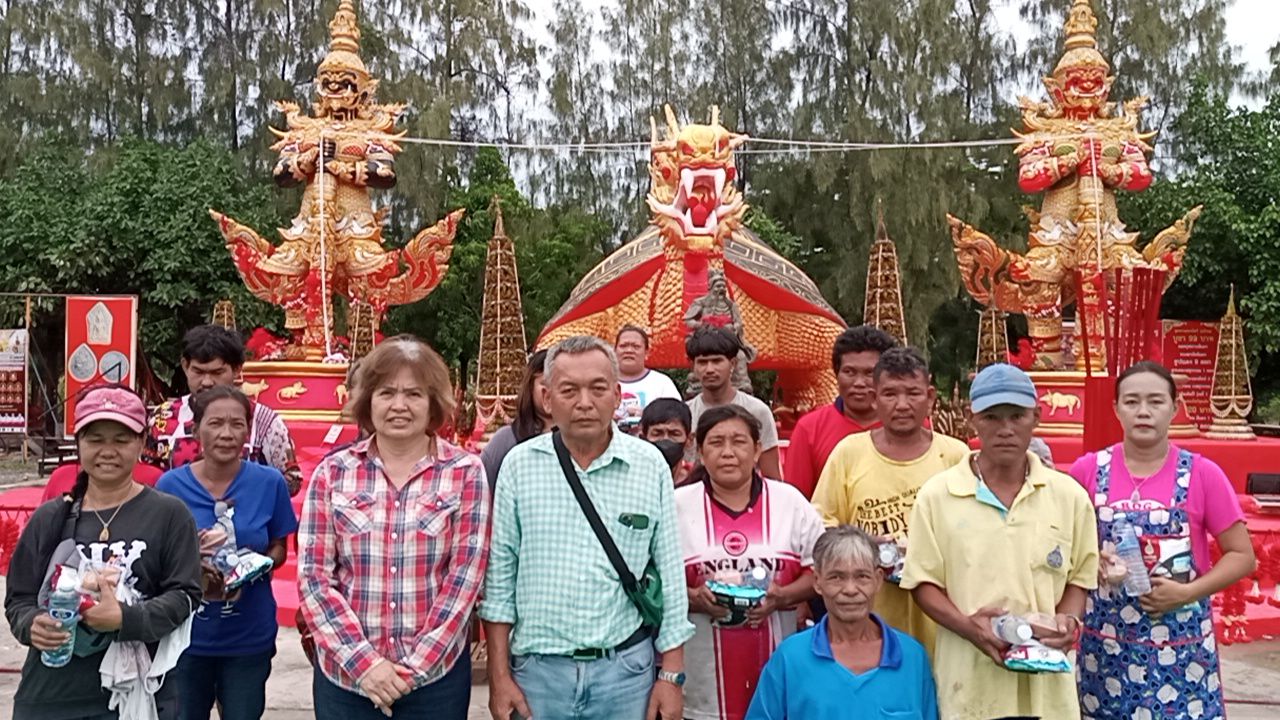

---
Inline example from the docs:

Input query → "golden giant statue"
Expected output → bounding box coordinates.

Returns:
[948,0,1199,370]
[211,0,461,360]
[538,106,846,410]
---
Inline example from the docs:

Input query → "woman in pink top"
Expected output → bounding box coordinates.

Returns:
[1070,360,1256,719]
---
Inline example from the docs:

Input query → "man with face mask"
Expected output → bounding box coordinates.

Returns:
[143,325,302,495]
[811,347,968,652]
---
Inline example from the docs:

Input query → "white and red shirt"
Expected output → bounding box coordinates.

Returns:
[675,477,824,720]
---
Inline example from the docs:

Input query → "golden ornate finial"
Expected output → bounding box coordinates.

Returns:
[1054,0,1109,75]
[874,198,888,243]
[329,0,361,54]
[1063,0,1099,51]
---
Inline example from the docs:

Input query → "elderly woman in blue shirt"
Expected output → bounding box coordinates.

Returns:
[747,525,938,720]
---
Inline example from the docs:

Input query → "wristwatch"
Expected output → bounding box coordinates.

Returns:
[657,669,686,687]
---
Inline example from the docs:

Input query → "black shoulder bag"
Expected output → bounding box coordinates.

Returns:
[552,431,664,630]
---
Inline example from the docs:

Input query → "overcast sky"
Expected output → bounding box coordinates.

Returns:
[520,0,1277,86]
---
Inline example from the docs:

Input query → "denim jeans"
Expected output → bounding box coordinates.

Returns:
[175,648,276,720]
[512,641,655,720]
[311,650,471,720]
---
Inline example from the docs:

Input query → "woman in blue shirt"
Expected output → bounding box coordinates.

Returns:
[157,385,298,720]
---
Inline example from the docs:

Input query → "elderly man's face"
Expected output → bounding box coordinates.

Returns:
[542,349,620,445]
[815,556,883,625]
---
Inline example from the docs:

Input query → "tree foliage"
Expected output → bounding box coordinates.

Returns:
[0,0,1270,408]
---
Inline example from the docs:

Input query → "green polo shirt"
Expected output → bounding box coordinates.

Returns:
[480,430,695,655]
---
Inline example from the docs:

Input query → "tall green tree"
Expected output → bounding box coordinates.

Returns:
[1117,85,1280,399]
[0,140,283,380]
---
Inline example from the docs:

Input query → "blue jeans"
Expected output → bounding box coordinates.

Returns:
[512,641,655,720]
[312,651,471,720]
[175,648,275,720]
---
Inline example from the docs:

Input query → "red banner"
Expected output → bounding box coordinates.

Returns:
[64,296,138,437]
[1161,320,1220,430]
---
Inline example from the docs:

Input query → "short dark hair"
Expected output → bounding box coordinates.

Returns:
[1116,360,1177,400]
[695,404,761,447]
[615,324,650,348]
[874,346,929,383]
[182,325,246,367]
[685,326,741,361]
[832,325,898,373]
[640,398,692,434]
[191,385,252,426]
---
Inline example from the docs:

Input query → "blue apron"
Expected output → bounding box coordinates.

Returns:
[1078,446,1225,720]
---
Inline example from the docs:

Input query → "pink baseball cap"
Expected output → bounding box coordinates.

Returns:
[74,386,147,434]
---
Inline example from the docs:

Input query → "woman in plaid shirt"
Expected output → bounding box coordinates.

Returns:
[298,336,491,719]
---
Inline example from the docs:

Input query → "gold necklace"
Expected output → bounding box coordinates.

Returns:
[87,486,136,541]
[91,503,126,542]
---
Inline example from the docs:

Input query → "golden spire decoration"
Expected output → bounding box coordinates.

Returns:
[1064,0,1099,50]
[329,0,361,53]
[863,202,908,344]
[319,0,369,80]
[1205,286,1255,440]
[211,299,236,331]
[347,299,377,360]
[474,197,528,436]
[976,304,1009,370]
[1055,0,1109,73]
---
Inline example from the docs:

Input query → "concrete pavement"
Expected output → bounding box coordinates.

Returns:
[0,574,1276,719]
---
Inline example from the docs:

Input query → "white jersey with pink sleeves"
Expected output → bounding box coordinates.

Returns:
[675,478,825,720]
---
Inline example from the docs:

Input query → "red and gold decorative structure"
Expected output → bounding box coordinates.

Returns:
[863,205,908,344]
[210,0,461,362]
[537,106,846,411]
[948,0,1200,373]
[473,198,528,436]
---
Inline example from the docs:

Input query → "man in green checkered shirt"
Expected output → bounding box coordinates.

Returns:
[482,336,695,720]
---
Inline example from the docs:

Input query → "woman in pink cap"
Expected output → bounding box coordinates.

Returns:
[4,384,202,720]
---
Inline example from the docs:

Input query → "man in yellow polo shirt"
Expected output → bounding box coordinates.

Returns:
[811,347,968,653]
[900,363,1098,720]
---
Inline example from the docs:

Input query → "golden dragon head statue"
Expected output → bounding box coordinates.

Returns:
[314,0,378,121]
[646,105,748,252]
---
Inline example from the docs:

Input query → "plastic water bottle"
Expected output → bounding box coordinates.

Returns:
[1114,514,1152,597]
[745,567,771,591]
[41,572,80,668]
[990,614,1033,645]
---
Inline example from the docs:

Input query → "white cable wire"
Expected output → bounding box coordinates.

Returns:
[352,131,1081,154]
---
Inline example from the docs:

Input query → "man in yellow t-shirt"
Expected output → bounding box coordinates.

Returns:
[900,363,1098,720]
[811,347,968,653]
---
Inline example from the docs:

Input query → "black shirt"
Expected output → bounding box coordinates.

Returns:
[4,486,202,719]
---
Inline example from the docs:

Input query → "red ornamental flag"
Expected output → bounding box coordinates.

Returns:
[64,296,138,437]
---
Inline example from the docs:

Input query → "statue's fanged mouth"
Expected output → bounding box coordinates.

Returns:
[654,166,730,235]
